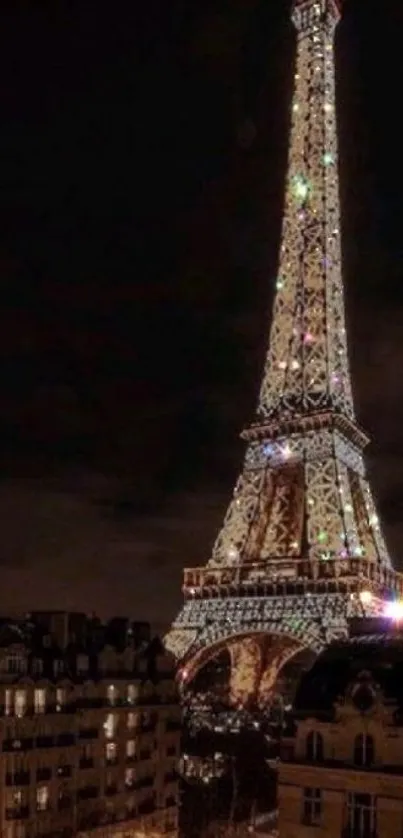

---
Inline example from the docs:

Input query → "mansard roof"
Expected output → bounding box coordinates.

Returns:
[294,618,403,720]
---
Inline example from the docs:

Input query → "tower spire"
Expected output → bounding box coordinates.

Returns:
[259,0,353,421]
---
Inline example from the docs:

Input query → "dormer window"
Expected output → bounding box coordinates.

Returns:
[353,734,374,768]
[306,731,324,761]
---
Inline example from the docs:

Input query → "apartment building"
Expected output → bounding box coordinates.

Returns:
[0,611,180,838]
[277,617,403,838]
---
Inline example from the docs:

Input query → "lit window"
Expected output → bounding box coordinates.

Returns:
[56,688,65,711]
[127,684,139,705]
[36,786,49,812]
[104,713,117,739]
[106,742,117,763]
[306,730,324,761]
[12,790,22,806]
[125,767,135,788]
[302,788,321,826]
[353,734,374,768]
[34,689,46,715]
[107,685,117,705]
[14,690,26,719]
[5,689,12,716]
[127,712,136,730]
[347,793,376,838]
[126,740,135,758]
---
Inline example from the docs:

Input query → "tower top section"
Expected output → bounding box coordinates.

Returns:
[257,0,353,423]
[292,0,341,32]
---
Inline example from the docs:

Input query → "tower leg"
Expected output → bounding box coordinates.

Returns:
[229,638,262,708]
[256,637,304,708]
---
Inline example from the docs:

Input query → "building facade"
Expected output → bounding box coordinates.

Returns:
[278,618,403,838]
[0,612,180,838]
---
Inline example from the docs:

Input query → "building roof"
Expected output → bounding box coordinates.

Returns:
[293,618,403,719]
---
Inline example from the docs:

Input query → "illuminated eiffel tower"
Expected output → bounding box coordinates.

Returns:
[166,0,403,706]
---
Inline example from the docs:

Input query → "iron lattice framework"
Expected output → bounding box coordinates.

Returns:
[166,0,402,703]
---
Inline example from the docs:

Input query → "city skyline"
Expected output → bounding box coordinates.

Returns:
[1,0,403,624]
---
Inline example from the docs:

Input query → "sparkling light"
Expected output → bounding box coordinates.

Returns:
[292,174,310,204]
[359,590,373,605]
[384,601,403,621]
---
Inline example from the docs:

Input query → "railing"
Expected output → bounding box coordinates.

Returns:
[182,558,403,596]
[341,828,377,838]
[5,772,30,786]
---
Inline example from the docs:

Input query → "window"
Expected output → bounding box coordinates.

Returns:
[127,684,139,705]
[56,688,65,711]
[76,654,88,674]
[126,740,136,759]
[10,790,22,807]
[346,793,376,838]
[32,658,43,675]
[34,689,46,714]
[127,712,136,730]
[5,689,12,716]
[125,767,135,788]
[104,713,117,739]
[353,734,374,767]
[306,730,324,761]
[107,685,117,705]
[7,654,26,674]
[106,742,118,764]
[126,795,136,815]
[36,786,49,812]
[53,659,64,676]
[14,690,26,718]
[302,788,322,826]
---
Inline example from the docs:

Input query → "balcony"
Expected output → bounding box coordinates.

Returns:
[182,558,403,599]
[78,727,98,740]
[36,767,52,781]
[5,771,30,786]
[5,806,29,820]
[56,733,75,747]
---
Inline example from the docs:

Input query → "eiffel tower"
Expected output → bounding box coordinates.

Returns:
[166,0,403,706]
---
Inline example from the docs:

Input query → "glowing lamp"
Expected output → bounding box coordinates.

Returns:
[359,590,373,605]
[384,601,403,622]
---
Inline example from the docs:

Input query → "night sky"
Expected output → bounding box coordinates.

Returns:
[1,0,403,628]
